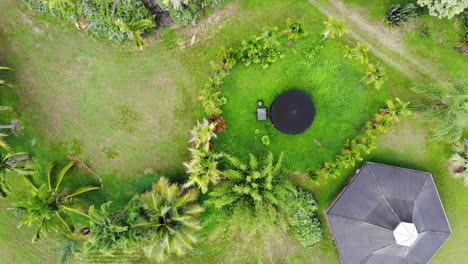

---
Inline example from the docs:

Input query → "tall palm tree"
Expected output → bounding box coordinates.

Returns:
[134,177,204,262]
[0,151,33,197]
[411,81,468,143]
[321,16,348,42]
[115,19,156,50]
[15,162,100,242]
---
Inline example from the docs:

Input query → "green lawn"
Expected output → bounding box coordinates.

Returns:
[0,0,466,263]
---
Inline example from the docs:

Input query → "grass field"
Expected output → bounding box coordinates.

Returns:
[0,0,467,263]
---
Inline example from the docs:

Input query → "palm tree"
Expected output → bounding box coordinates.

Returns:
[15,162,100,242]
[206,152,295,210]
[0,151,33,197]
[411,81,467,143]
[321,16,348,42]
[115,19,156,50]
[344,42,369,64]
[133,177,204,262]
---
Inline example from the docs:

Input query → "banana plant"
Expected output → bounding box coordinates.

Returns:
[115,19,156,50]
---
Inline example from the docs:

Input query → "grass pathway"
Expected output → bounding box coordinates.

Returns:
[308,0,450,83]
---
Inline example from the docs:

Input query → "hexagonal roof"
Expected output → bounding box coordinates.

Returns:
[326,162,451,264]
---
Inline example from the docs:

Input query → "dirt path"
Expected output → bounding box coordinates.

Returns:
[308,0,450,84]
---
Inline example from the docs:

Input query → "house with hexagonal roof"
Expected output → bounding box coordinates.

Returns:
[326,162,452,264]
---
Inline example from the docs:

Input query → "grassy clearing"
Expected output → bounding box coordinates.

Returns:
[217,35,390,171]
[0,0,466,263]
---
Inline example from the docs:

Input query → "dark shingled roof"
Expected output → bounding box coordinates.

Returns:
[326,162,451,264]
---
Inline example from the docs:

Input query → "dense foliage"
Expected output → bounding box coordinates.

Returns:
[25,0,154,43]
[157,0,224,26]
[417,0,468,19]
[448,139,468,186]
[286,188,322,247]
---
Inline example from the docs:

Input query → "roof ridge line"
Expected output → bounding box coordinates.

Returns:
[411,174,431,222]
[419,230,452,235]
[360,243,396,264]
[327,213,392,231]
[368,165,402,222]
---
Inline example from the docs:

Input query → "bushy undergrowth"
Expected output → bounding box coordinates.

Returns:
[24,0,154,43]
[286,188,322,247]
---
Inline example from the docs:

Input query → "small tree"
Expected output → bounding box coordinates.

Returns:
[283,19,305,41]
[417,0,468,19]
[364,63,387,89]
[115,19,156,50]
[321,16,348,42]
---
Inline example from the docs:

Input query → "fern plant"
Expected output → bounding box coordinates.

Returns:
[206,152,295,209]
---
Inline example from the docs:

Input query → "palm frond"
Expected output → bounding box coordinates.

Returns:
[55,162,74,192]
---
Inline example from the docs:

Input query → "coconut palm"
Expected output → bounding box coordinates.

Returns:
[133,177,204,262]
[0,151,33,197]
[321,16,348,42]
[15,162,100,242]
[206,152,295,210]
[115,19,156,50]
[411,81,468,143]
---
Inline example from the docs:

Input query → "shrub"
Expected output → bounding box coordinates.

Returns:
[448,138,468,186]
[302,44,323,59]
[386,3,417,27]
[364,63,387,90]
[208,115,227,133]
[261,135,270,146]
[24,0,155,43]
[417,0,468,19]
[286,188,322,247]
[159,0,224,26]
